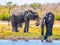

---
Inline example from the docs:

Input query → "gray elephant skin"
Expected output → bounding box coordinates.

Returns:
[10,10,39,33]
[41,12,54,39]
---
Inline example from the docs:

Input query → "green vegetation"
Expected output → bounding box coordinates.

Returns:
[30,3,41,9]
[55,15,60,20]
[0,2,60,21]
[0,1,16,20]
[6,1,16,14]
[0,13,10,20]
[0,26,60,39]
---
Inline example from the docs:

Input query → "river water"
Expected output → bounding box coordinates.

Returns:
[0,40,60,45]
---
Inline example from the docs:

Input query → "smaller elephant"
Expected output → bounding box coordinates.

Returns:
[41,12,54,39]
[10,10,40,33]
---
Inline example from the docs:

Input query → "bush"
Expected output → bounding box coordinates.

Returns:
[0,13,10,20]
[55,15,60,20]
[30,3,41,9]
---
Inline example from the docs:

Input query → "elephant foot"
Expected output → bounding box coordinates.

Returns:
[12,29,19,32]
[24,31,28,33]
[24,30,28,33]
[44,35,52,40]
[40,36,44,42]
[44,35,49,40]
[16,31,19,32]
[14,30,19,32]
[46,36,52,42]
[15,30,19,32]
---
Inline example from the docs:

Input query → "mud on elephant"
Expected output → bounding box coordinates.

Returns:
[10,10,40,33]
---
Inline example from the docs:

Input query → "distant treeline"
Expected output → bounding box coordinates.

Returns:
[0,3,60,21]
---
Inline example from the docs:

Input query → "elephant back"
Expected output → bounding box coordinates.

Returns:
[10,6,26,16]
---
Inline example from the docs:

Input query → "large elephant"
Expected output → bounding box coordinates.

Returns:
[10,10,40,33]
[41,12,54,39]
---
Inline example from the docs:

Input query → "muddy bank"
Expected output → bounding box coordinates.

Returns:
[3,36,60,40]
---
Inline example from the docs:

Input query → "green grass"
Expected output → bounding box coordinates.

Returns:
[0,25,60,39]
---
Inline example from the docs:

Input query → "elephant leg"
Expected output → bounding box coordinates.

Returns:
[41,19,45,36]
[41,24,44,36]
[44,23,53,39]
[24,19,29,33]
[46,24,52,36]
[11,22,18,32]
[49,23,53,35]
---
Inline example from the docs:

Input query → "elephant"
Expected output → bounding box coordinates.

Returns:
[10,10,40,33]
[41,12,54,39]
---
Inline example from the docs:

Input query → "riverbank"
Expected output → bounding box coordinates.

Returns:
[0,20,60,40]
[0,35,60,40]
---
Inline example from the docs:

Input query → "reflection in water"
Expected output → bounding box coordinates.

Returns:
[0,40,60,45]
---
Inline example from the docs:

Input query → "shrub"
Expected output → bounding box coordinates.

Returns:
[55,15,60,21]
[30,3,41,9]
[0,13,10,20]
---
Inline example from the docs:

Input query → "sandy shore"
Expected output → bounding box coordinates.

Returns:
[3,36,60,40]
[0,21,60,27]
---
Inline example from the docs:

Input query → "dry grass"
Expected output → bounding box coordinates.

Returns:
[0,20,59,39]
[0,24,60,39]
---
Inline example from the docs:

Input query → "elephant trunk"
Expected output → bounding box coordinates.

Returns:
[35,17,40,26]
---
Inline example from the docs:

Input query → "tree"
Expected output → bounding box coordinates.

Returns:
[6,1,16,25]
[6,1,16,14]
[30,3,41,9]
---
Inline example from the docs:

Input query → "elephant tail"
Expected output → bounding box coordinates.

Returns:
[8,11,15,26]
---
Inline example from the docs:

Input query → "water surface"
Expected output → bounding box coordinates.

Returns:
[0,40,60,45]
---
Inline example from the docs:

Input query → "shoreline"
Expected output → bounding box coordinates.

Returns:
[3,36,60,40]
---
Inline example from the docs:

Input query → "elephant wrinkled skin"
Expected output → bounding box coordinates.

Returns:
[10,10,40,33]
[41,12,54,39]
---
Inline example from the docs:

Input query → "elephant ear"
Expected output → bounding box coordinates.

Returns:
[24,11,28,17]
[24,10,33,17]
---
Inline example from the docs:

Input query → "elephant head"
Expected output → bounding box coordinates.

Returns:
[24,10,40,26]
[25,10,40,26]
